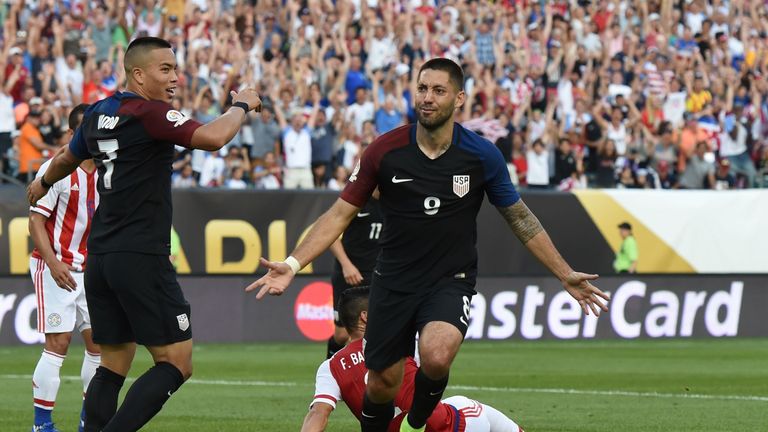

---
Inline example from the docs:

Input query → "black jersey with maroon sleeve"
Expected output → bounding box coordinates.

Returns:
[334,198,383,274]
[340,123,520,293]
[68,91,202,255]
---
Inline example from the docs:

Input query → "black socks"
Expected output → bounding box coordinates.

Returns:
[406,369,449,429]
[83,366,125,432]
[102,362,185,432]
[360,393,395,432]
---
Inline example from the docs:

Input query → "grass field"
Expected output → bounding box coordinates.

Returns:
[1,339,766,431]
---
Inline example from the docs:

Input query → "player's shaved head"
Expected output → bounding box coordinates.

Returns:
[124,37,173,77]
[418,58,464,92]
[338,287,370,333]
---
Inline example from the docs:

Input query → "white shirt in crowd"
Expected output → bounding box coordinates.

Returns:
[606,122,628,156]
[368,34,397,71]
[282,126,312,169]
[199,154,226,187]
[55,57,84,99]
[345,101,374,136]
[719,120,747,157]
[526,149,550,186]
[0,92,15,133]
[226,178,248,189]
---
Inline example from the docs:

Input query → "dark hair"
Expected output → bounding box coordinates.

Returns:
[418,57,464,92]
[69,103,89,131]
[125,36,172,56]
[337,287,369,332]
[124,37,173,74]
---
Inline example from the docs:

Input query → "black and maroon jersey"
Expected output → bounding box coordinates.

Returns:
[335,198,383,274]
[340,123,520,292]
[68,91,202,255]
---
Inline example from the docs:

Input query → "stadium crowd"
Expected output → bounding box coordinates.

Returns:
[1,0,768,190]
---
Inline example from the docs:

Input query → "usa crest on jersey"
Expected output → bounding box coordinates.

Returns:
[453,175,470,197]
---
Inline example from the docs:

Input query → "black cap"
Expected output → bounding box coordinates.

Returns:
[618,222,632,230]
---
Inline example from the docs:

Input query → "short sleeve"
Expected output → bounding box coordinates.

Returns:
[68,126,90,160]
[340,141,378,208]
[310,360,341,409]
[140,101,203,147]
[30,161,60,217]
[483,144,520,207]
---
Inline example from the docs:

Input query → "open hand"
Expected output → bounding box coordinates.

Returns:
[562,272,610,316]
[245,257,295,300]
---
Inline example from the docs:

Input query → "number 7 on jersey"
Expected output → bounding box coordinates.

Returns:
[97,139,119,189]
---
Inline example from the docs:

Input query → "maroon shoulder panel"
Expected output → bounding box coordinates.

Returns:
[340,124,411,207]
[120,99,202,148]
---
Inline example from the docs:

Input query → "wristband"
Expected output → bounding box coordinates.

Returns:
[40,175,53,189]
[232,101,251,113]
[284,256,302,274]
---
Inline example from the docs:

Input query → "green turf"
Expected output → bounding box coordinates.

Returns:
[2,339,766,431]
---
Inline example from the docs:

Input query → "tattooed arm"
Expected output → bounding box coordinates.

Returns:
[497,200,610,315]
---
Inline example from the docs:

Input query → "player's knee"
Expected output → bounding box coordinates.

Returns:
[367,369,402,398]
[45,332,73,355]
[180,362,193,381]
[419,352,453,379]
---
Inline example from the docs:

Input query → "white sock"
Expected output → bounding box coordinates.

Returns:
[482,403,522,432]
[33,350,65,410]
[81,351,101,394]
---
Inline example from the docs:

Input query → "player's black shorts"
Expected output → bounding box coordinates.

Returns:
[85,252,192,345]
[363,274,476,371]
[331,270,373,325]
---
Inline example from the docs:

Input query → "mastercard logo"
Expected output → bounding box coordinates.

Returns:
[294,281,334,341]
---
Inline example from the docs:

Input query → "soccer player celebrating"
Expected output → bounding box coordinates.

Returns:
[302,287,524,432]
[27,37,262,432]
[249,58,608,432]
[28,104,97,432]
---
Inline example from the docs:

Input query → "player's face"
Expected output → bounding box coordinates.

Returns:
[142,48,179,103]
[415,69,464,131]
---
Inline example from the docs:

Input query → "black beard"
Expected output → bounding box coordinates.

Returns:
[416,105,453,130]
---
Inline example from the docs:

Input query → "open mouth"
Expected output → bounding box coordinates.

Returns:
[165,87,176,97]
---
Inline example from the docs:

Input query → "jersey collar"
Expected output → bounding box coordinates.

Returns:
[410,122,461,159]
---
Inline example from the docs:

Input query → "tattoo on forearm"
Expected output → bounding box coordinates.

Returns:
[498,201,544,244]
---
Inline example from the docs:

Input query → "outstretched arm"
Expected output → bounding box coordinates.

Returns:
[246,198,361,299]
[496,200,610,315]
[300,403,333,432]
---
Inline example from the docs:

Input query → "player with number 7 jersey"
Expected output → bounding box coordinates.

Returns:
[26,37,263,432]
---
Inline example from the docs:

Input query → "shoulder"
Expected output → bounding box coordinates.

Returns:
[456,123,502,159]
[372,124,412,151]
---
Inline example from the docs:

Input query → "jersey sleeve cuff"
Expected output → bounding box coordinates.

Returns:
[30,206,52,218]
[310,395,337,409]
[339,192,365,209]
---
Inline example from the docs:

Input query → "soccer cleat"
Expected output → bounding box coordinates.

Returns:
[31,422,60,432]
[399,419,426,432]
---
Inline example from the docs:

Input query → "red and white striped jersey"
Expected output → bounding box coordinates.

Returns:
[30,160,99,271]
[310,339,460,432]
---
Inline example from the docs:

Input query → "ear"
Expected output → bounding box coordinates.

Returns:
[360,310,368,326]
[455,90,466,110]
[132,67,145,85]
